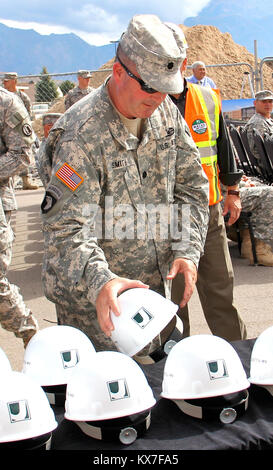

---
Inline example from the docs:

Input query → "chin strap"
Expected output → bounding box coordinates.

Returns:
[42,385,67,406]
[74,410,151,445]
[173,390,249,423]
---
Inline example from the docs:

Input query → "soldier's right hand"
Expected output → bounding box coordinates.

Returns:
[95,277,149,337]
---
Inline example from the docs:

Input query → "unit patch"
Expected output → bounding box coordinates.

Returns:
[41,184,63,214]
[56,163,84,191]
[22,123,33,136]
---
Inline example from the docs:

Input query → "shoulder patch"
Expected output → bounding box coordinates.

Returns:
[56,163,84,191]
[22,123,33,136]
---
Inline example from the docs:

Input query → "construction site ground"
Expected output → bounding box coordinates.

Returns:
[0,186,272,372]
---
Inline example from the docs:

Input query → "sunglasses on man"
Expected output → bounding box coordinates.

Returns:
[117,55,158,94]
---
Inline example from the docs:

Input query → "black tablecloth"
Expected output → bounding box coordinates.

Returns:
[49,339,273,453]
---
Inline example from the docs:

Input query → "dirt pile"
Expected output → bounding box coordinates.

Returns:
[32,24,273,138]
[181,24,273,100]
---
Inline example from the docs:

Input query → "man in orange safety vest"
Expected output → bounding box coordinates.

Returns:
[166,22,247,341]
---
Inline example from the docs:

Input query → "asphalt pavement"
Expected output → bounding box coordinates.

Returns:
[1,187,272,371]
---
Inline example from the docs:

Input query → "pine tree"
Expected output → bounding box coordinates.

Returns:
[35,66,58,103]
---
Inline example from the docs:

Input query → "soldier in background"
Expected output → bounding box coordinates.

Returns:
[3,72,39,190]
[64,70,94,110]
[244,89,273,158]
[35,113,63,188]
[0,86,39,347]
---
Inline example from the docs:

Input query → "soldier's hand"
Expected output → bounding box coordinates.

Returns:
[96,277,149,337]
[166,258,197,308]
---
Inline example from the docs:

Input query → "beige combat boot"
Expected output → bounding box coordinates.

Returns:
[241,229,273,266]
[22,175,39,190]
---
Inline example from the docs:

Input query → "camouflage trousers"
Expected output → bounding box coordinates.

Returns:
[226,181,273,249]
[0,212,38,341]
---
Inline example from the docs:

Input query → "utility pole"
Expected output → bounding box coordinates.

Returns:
[254,40,261,92]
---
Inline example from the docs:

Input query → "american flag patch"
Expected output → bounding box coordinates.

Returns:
[56,163,83,191]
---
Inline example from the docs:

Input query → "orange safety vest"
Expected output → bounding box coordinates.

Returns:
[184,83,222,206]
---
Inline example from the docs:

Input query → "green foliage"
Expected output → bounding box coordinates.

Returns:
[35,66,58,103]
[60,80,75,96]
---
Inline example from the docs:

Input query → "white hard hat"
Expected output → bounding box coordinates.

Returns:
[22,325,96,405]
[249,325,273,396]
[0,371,57,449]
[110,288,179,357]
[161,335,250,423]
[0,347,12,374]
[65,351,156,444]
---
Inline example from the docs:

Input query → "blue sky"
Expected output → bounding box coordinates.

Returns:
[0,0,211,45]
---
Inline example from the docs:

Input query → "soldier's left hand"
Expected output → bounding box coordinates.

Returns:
[166,258,197,308]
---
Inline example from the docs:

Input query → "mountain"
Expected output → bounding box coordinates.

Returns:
[0,22,114,76]
[184,0,273,59]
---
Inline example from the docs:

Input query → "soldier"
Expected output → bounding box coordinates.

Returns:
[3,72,39,190]
[40,15,209,354]
[64,70,94,110]
[35,113,63,188]
[244,89,273,158]
[225,176,273,266]
[3,72,32,115]
[0,86,38,347]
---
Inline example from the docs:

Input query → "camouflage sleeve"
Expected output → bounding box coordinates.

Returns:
[64,92,72,111]
[172,113,209,266]
[0,196,13,252]
[20,91,31,116]
[41,136,117,305]
[0,94,35,180]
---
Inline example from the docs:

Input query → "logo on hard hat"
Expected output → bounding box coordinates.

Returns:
[8,400,31,423]
[132,307,153,328]
[207,359,228,380]
[107,379,130,401]
[192,119,207,134]
[61,349,80,368]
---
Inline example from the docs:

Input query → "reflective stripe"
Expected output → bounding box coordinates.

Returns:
[194,86,213,141]
[200,154,218,164]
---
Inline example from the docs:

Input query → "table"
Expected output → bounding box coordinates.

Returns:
[50,339,273,454]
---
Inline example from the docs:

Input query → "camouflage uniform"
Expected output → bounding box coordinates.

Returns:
[0,87,38,345]
[2,72,38,187]
[40,82,209,352]
[64,85,95,110]
[244,112,273,159]
[16,89,31,116]
[226,177,273,249]
[64,70,93,111]
[35,113,62,188]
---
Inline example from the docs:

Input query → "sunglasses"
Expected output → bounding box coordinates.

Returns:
[117,55,158,94]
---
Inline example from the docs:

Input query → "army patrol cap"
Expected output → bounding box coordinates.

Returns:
[42,113,62,126]
[3,72,18,81]
[164,22,188,56]
[255,90,273,101]
[77,70,92,78]
[119,14,184,94]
